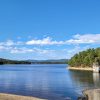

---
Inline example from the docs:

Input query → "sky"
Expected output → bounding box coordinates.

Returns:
[0,0,100,60]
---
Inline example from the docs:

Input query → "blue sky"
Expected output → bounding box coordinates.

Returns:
[0,0,100,60]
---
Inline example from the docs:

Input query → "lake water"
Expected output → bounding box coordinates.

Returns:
[0,64,100,100]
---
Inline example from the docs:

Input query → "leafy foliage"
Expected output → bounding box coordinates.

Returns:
[68,48,100,67]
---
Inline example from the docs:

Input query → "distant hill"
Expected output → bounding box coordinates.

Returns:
[27,59,68,64]
[0,58,31,65]
[0,58,68,65]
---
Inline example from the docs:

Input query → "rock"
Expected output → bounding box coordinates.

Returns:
[83,89,100,100]
[77,96,87,100]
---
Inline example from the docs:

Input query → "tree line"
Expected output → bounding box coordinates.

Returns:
[0,58,68,65]
[68,48,100,68]
[0,58,31,65]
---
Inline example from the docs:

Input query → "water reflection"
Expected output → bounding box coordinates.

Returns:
[69,70,94,87]
[93,73,100,87]
[0,65,69,100]
[68,70,100,99]
[0,65,100,100]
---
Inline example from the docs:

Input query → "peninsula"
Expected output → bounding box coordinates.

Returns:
[68,48,100,71]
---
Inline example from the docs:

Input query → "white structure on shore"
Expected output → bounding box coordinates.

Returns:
[93,63,100,73]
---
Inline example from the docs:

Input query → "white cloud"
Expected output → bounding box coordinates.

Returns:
[26,37,64,45]
[5,40,14,46]
[10,47,34,54]
[26,34,100,45]
[0,40,15,46]
[0,33,100,59]
[67,45,90,56]
[0,34,99,48]
[33,48,55,54]
[9,47,55,54]
[0,45,6,51]
[0,44,90,59]
[0,40,23,46]
[66,34,100,44]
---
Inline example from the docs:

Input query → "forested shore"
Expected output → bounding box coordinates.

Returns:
[0,58,68,65]
[68,48,100,68]
[0,58,31,65]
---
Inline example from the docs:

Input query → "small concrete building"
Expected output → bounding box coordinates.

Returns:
[93,63,100,73]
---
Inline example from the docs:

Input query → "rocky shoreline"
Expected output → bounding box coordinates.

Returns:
[0,93,45,100]
[68,67,93,71]
[79,88,100,100]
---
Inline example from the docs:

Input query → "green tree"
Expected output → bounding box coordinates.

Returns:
[68,48,100,68]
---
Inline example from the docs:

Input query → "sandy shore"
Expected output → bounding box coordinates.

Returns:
[68,67,93,71]
[0,93,46,100]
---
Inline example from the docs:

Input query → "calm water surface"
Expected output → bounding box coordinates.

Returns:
[0,64,100,100]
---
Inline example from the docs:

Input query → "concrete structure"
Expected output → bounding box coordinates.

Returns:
[0,93,45,100]
[83,89,100,100]
[93,63,100,73]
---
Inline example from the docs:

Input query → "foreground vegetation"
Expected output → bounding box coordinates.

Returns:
[68,48,100,68]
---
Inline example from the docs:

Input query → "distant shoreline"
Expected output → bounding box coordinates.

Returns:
[68,66,93,71]
[0,58,68,65]
[0,63,67,65]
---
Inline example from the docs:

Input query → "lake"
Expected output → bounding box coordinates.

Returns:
[0,64,100,100]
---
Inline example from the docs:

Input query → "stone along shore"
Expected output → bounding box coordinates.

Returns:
[68,67,93,71]
[0,93,46,100]
[83,89,100,100]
